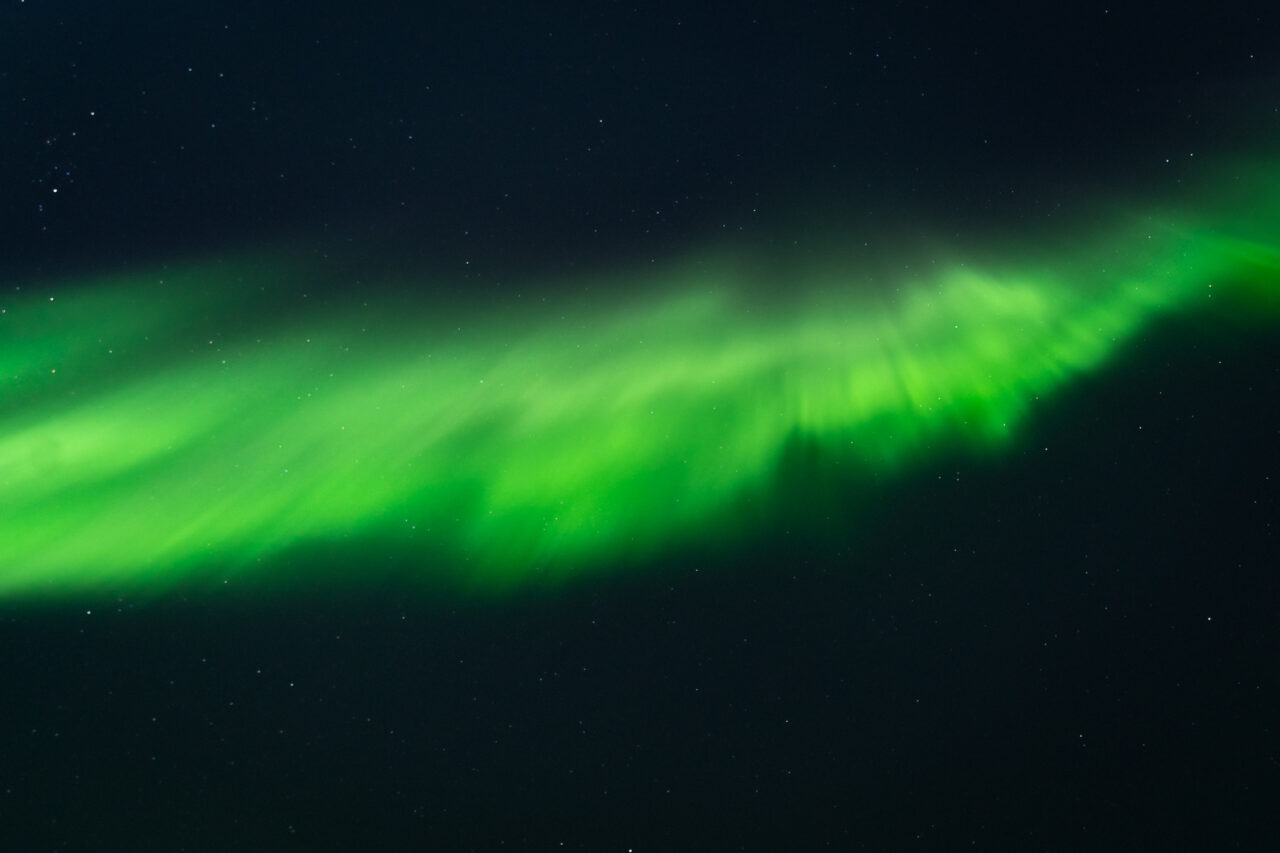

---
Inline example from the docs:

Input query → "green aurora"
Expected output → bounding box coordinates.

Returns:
[2,166,1277,598]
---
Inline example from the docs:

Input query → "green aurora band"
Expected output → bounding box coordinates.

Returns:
[2,167,1278,597]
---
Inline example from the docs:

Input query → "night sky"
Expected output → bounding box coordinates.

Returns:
[3,2,1279,850]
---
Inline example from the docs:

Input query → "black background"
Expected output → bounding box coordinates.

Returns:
[2,2,1279,849]
[5,1,1277,275]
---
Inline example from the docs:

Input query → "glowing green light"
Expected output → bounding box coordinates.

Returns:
[1,166,1276,597]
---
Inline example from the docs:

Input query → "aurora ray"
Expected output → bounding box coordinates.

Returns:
[2,165,1277,598]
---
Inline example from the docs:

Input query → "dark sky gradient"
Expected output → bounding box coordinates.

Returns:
[4,2,1277,274]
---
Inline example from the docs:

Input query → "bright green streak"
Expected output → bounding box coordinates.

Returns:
[2,170,1277,597]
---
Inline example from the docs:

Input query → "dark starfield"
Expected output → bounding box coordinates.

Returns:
[2,2,1279,850]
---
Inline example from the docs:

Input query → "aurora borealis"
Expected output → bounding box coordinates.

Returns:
[7,2,1280,848]
[2,164,1276,598]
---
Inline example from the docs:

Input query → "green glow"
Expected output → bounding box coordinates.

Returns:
[2,167,1277,597]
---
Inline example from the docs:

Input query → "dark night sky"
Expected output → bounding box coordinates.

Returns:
[2,2,1279,850]
[5,2,1277,273]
